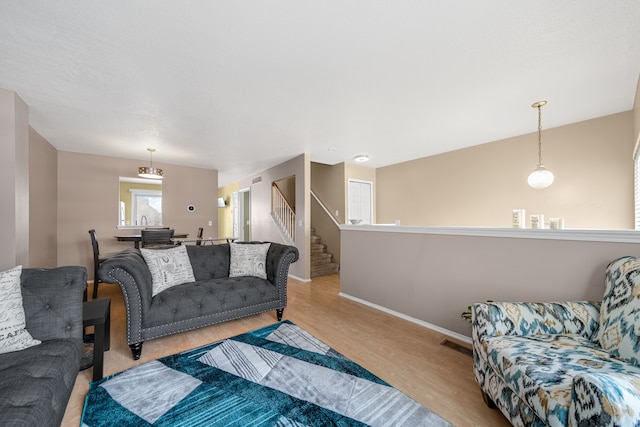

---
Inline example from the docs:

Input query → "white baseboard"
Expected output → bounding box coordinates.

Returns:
[289,274,311,283]
[338,292,472,345]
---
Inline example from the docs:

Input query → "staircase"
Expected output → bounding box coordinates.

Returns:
[310,228,339,277]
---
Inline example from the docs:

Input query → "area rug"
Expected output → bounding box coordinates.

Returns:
[81,321,452,426]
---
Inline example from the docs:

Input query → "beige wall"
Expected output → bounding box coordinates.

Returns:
[29,127,57,267]
[0,89,29,270]
[57,151,218,278]
[311,162,345,223]
[240,154,310,280]
[377,111,635,229]
[341,228,640,338]
[218,182,239,238]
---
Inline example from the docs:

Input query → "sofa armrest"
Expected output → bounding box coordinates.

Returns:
[265,243,299,304]
[472,301,601,342]
[98,248,154,343]
[266,243,299,283]
[21,266,87,342]
[570,372,640,427]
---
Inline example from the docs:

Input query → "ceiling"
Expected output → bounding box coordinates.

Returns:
[1,1,639,186]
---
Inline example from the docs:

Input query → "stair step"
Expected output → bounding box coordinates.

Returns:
[311,243,326,253]
[311,252,332,265]
[311,235,322,244]
[311,262,340,277]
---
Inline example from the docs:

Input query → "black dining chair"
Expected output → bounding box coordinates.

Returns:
[196,227,204,246]
[89,229,118,299]
[140,229,175,248]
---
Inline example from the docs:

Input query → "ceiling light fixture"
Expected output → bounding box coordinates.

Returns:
[527,100,554,189]
[138,148,164,180]
[354,154,370,163]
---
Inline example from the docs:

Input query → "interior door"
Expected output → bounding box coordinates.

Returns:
[348,179,373,224]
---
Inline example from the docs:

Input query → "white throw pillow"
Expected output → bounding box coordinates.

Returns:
[229,243,271,279]
[141,245,196,297]
[0,265,41,354]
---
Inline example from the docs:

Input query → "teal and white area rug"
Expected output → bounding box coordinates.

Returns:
[81,321,453,426]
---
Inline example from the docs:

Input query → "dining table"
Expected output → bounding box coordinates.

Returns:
[114,232,189,249]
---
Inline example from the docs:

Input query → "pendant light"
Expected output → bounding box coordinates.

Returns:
[527,100,554,189]
[138,148,164,180]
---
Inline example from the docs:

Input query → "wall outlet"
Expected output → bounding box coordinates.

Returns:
[208,220,213,226]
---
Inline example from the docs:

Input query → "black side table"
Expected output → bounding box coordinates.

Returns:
[83,298,111,381]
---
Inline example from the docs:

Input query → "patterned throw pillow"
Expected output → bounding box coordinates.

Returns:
[229,243,271,279]
[141,245,196,297]
[0,265,41,354]
[598,256,640,366]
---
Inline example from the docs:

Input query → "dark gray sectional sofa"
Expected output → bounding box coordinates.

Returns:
[98,242,299,360]
[0,266,86,427]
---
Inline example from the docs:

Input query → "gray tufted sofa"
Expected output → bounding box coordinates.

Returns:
[0,266,86,427]
[98,242,299,360]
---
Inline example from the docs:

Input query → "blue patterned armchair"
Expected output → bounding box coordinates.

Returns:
[472,256,640,427]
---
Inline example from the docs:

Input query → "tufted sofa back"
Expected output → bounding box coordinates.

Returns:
[186,244,231,280]
[21,266,87,342]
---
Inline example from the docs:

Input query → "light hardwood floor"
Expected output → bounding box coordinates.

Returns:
[62,274,510,427]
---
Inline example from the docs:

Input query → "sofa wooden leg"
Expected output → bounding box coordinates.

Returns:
[276,309,284,321]
[130,343,143,360]
[481,390,497,409]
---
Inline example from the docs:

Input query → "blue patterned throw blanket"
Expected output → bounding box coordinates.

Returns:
[81,321,452,426]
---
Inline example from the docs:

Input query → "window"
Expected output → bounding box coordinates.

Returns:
[119,177,163,228]
[130,189,162,227]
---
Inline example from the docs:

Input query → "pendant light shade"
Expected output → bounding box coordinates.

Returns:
[138,148,163,180]
[528,101,553,189]
[527,165,554,189]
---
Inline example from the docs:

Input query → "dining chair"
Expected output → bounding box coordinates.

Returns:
[89,229,118,299]
[196,227,204,246]
[140,229,175,248]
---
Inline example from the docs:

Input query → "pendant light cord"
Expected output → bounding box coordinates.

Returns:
[537,104,543,166]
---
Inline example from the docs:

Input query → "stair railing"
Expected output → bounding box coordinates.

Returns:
[272,183,296,243]
[310,189,341,228]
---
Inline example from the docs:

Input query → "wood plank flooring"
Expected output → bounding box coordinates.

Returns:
[62,274,510,427]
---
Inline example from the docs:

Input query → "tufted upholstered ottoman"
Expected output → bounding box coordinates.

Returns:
[0,266,86,427]
[98,242,299,360]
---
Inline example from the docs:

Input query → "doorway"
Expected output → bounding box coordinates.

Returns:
[234,188,251,241]
[347,179,373,224]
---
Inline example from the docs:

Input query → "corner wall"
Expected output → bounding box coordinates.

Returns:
[29,127,57,267]
[634,72,640,148]
[0,89,29,269]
